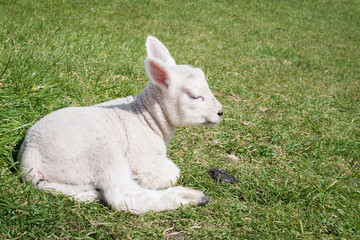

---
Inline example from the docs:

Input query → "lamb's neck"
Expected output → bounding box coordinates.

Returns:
[134,84,176,145]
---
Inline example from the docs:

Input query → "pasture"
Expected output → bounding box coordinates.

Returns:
[1,0,359,238]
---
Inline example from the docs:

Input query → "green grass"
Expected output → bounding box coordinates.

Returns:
[1,0,359,238]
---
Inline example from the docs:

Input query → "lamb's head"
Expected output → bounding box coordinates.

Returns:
[144,36,223,127]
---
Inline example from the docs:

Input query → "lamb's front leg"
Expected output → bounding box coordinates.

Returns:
[133,158,180,190]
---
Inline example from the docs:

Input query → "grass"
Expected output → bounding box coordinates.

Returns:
[1,0,359,238]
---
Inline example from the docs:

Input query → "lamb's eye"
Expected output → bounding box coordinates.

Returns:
[186,90,204,100]
[191,95,204,100]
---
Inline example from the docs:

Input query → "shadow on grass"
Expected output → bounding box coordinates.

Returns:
[10,136,25,174]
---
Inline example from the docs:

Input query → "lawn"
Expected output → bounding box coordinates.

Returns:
[1,0,359,239]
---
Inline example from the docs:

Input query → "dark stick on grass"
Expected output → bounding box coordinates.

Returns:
[208,168,236,184]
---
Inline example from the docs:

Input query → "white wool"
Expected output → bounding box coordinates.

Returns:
[18,36,223,214]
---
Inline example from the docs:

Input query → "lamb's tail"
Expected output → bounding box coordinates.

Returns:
[18,143,44,186]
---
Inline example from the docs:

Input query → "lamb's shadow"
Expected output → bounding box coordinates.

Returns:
[10,136,25,174]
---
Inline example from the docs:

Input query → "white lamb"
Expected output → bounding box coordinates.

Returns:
[18,36,223,214]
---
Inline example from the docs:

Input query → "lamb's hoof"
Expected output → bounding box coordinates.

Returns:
[198,196,210,206]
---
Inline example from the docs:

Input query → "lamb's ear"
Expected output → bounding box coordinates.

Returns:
[145,57,173,91]
[146,36,176,66]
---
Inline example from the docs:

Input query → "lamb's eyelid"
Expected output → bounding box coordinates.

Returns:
[183,88,201,98]
[188,92,203,100]
[198,96,205,101]
[190,94,204,101]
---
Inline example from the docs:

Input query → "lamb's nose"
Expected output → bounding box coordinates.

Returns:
[218,110,223,116]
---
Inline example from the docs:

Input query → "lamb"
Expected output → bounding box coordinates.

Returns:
[18,36,223,214]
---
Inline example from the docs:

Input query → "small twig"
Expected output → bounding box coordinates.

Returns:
[325,180,339,191]
[11,231,27,240]
[243,95,263,102]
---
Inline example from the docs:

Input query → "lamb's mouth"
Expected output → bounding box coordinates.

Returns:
[203,121,218,127]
